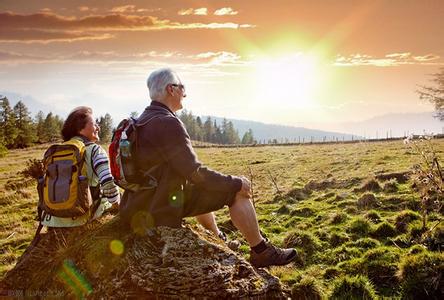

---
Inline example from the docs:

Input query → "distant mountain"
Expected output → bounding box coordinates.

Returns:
[332,112,443,138]
[202,116,357,143]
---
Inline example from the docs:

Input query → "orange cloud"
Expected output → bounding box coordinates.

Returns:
[214,8,238,16]
[334,53,442,67]
[178,8,208,16]
[0,12,254,42]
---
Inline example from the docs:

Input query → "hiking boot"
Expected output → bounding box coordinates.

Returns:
[218,231,241,251]
[249,241,297,268]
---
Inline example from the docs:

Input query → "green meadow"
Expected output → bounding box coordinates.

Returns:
[1,139,443,298]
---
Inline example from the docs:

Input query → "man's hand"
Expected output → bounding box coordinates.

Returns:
[237,176,252,198]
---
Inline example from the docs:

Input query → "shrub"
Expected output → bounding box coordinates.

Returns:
[284,231,321,256]
[0,142,7,158]
[330,275,378,300]
[357,193,379,209]
[291,276,324,300]
[347,217,371,236]
[422,225,444,251]
[371,221,397,239]
[364,210,381,224]
[395,210,421,233]
[397,252,444,299]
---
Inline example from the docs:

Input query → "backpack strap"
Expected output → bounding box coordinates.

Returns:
[30,207,46,247]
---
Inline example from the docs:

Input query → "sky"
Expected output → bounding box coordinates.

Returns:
[1,0,443,134]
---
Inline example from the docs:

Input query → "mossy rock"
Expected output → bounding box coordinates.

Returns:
[1,218,285,299]
[397,252,444,299]
[330,275,378,300]
[291,276,324,300]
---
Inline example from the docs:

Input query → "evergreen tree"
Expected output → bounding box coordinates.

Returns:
[241,129,255,144]
[43,112,61,142]
[35,111,45,143]
[0,96,18,148]
[203,117,214,143]
[13,100,36,148]
[98,113,113,143]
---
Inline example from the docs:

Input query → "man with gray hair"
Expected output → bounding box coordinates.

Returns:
[120,68,297,268]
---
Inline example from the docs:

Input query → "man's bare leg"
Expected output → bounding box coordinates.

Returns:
[195,212,220,236]
[229,195,263,247]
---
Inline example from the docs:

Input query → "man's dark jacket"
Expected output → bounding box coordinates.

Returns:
[120,101,242,227]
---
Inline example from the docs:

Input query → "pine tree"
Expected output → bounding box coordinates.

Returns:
[13,100,36,148]
[98,113,113,143]
[43,112,61,142]
[0,96,18,148]
[203,117,214,143]
[35,111,45,143]
[242,129,255,144]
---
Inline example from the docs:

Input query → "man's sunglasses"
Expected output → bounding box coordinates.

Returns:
[171,84,185,91]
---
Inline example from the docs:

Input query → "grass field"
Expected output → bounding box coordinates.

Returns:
[1,139,443,298]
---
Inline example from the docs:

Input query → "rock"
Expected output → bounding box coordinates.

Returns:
[1,217,285,299]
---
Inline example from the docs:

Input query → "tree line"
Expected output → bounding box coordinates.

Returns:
[0,96,114,157]
[178,110,255,145]
[0,97,254,157]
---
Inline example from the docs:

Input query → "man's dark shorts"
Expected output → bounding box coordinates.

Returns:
[181,184,237,218]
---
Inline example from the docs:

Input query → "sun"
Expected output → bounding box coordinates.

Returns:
[253,53,319,109]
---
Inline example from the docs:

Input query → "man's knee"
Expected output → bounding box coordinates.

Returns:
[232,193,252,206]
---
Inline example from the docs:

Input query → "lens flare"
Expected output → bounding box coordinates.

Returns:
[57,259,92,298]
[109,239,124,255]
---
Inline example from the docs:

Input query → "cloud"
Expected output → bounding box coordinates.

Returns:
[214,8,238,16]
[78,6,90,12]
[0,29,113,43]
[334,52,442,67]
[0,12,254,42]
[0,50,247,67]
[191,51,243,65]
[413,54,440,62]
[194,8,208,15]
[178,8,208,16]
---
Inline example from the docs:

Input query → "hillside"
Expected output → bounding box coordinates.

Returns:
[1,139,443,298]
[204,116,358,142]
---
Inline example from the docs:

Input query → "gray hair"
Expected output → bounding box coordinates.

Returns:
[147,68,179,101]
